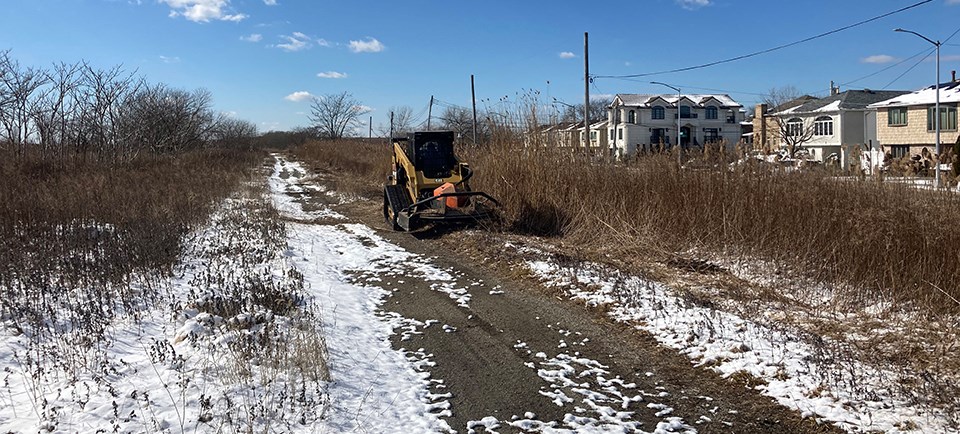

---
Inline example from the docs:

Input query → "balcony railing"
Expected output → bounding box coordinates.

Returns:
[674,113,698,119]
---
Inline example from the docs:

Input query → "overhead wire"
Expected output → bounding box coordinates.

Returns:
[591,0,933,79]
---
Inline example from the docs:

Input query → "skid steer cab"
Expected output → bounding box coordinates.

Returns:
[383,131,498,231]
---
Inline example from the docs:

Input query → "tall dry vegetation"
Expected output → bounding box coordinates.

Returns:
[296,131,960,316]
[292,138,391,197]
[466,140,960,315]
[0,149,261,338]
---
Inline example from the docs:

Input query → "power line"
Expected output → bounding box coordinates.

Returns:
[592,0,933,79]
[882,49,935,89]
[880,23,960,89]
[839,47,934,88]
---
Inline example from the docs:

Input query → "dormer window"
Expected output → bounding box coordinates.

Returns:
[705,106,718,120]
[652,106,665,120]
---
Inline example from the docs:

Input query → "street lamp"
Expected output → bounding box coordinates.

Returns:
[895,27,942,188]
[651,81,682,167]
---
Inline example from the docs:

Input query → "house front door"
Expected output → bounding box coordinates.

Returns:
[680,126,691,148]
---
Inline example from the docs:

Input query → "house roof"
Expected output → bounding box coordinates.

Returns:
[613,93,742,108]
[776,89,910,115]
[867,81,960,108]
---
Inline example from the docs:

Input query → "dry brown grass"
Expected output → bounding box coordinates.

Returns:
[291,138,390,198]
[294,135,960,316]
[465,140,960,316]
[0,149,263,338]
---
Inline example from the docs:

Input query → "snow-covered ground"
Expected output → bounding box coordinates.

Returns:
[515,245,955,433]
[6,152,951,433]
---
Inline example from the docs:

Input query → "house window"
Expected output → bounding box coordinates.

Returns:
[652,106,665,120]
[927,105,958,131]
[609,128,614,138]
[679,105,691,118]
[787,117,804,137]
[888,107,908,126]
[814,116,833,136]
[705,106,718,120]
[704,128,720,142]
[890,145,910,159]
[591,131,597,140]
[618,128,623,140]
[628,110,636,124]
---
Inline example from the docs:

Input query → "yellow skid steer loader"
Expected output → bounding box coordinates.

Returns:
[383,131,498,231]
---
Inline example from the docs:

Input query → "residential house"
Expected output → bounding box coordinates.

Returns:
[867,74,960,161]
[528,121,582,148]
[580,120,609,151]
[752,95,817,154]
[758,87,910,167]
[605,93,745,158]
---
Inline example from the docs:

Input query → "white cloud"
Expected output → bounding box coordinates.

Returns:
[559,52,576,59]
[160,0,247,23]
[948,0,960,5]
[317,71,348,79]
[240,33,262,42]
[263,0,278,4]
[276,32,312,51]
[354,105,373,114]
[861,54,896,64]
[284,91,314,102]
[349,37,385,53]
[159,55,181,63]
[675,0,711,9]
[316,38,331,47]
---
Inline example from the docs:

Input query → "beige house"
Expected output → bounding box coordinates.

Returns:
[868,77,960,160]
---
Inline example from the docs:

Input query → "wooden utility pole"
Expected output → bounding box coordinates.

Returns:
[583,32,590,152]
[427,96,434,131]
[368,116,372,138]
[471,75,478,145]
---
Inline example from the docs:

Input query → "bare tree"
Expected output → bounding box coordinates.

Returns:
[382,105,415,137]
[558,97,612,123]
[32,61,83,158]
[309,92,367,140]
[764,86,816,158]
[209,116,258,148]
[439,106,489,143]
[0,52,48,153]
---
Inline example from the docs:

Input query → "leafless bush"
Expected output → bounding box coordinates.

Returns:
[0,49,257,161]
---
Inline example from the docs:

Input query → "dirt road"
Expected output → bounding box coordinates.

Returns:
[281,156,839,433]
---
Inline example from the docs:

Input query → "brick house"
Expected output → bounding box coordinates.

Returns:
[867,77,960,161]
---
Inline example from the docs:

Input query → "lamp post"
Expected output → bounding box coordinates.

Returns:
[651,81,682,167]
[895,27,942,188]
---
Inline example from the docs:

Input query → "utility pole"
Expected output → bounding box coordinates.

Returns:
[583,32,590,152]
[427,95,434,131]
[368,116,372,138]
[471,74,478,145]
[390,111,394,139]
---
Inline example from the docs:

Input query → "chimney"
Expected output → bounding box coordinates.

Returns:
[830,80,840,96]
[953,70,957,83]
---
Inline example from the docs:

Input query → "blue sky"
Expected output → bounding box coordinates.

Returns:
[2,0,959,133]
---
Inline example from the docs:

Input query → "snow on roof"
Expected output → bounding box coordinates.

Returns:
[774,89,911,116]
[614,93,742,108]
[867,81,960,108]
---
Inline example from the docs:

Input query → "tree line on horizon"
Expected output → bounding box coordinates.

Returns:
[0,49,259,161]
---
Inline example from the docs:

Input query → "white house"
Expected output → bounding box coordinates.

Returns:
[605,93,745,158]
[768,88,910,166]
